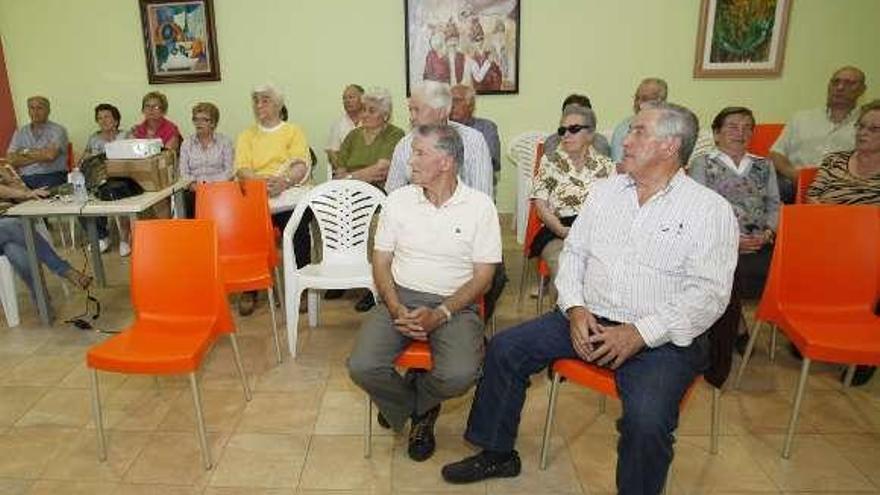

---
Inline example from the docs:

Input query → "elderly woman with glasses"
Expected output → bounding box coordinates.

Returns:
[530,104,615,292]
[178,102,234,217]
[234,83,312,316]
[130,91,181,153]
[333,87,404,187]
[808,99,880,205]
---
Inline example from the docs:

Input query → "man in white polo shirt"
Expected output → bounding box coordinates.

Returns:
[348,123,501,463]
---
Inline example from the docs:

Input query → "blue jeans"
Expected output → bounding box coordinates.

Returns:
[464,310,708,495]
[0,218,72,296]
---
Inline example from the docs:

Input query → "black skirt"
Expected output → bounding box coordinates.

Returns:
[528,215,576,259]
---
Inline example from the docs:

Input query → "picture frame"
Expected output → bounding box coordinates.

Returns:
[404,0,520,95]
[138,0,221,84]
[693,0,792,78]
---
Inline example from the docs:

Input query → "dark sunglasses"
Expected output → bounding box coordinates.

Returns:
[557,124,593,136]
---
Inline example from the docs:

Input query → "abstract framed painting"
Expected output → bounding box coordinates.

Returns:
[138,0,221,84]
[404,0,520,95]
[694,0,792,78]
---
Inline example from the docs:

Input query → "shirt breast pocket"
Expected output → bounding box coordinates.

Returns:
[638,229,689,274]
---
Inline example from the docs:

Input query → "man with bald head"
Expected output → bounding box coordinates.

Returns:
[6,96,69,189]
[770,66,867,202]
[326,84,364,169]
[610,77,668,163]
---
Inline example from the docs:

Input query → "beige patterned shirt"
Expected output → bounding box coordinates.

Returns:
[530,148,615,218]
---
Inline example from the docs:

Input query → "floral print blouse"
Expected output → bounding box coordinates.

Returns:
[530,148,615,218]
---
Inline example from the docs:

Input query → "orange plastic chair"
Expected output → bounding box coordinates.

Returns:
[747,123,784,157]
[196,180,284,364]
[86,220,251,471]
[362,300,487,457]
[734,204,880,458]
[516,141,552,313]
[794,166,819,204]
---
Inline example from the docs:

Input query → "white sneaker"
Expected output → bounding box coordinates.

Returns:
[119,241,131,257]
[98,237,110,253]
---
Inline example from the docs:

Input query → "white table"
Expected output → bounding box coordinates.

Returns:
[4,178,190,325]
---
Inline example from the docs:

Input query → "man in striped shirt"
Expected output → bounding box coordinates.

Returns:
[442,103,738,495]
[385,81,493,198]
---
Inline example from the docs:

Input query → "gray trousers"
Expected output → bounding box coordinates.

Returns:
[347,286,484,430]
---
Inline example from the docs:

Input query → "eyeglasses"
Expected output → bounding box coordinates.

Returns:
[557,124,594,136]
[143,103,163,110]
[855,123,880,134]
[192,116,213,123]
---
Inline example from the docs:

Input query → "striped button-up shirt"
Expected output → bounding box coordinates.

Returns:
[179,132,235,183]
[385,120,493,198]
[556,170,739,348]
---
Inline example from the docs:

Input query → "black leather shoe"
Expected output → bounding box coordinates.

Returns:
[442,450,521,484]
[377,411,390,429]
[842,365,876,386]
[238,291,257,316]
[355,293,376,312]
[407,404,440,462]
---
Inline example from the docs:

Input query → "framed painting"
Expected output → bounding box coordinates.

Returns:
[404,0,520,95]
[694,0,792,78]
[138,0,221,84]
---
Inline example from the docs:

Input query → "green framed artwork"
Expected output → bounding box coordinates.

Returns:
[694,0,792,78]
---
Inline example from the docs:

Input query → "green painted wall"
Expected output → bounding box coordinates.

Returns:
[2,0,878,212]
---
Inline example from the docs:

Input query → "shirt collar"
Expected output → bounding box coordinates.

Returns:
[619,168,686,196]
[417,179,468,208]
[707,147,760,162]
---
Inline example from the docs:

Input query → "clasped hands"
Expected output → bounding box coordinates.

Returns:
[391,303,445,341]
[568,307,645,369]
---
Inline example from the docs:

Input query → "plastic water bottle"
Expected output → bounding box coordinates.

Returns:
[69,168,88,203]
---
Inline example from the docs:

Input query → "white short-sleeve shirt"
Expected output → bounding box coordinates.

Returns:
[374,182,502,296]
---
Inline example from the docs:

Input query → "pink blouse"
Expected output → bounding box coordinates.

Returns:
[130,117,181,146]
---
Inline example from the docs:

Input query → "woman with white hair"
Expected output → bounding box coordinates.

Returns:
[235,83,311,196]
[234,84,312,315]
[333,87,404,186]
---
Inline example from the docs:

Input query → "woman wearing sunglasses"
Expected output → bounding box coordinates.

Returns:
[530,104,615,300]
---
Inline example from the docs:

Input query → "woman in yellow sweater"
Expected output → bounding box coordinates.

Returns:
[234,84,312,315]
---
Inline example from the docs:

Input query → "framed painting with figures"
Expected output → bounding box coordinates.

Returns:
[694,0,792,78]
[404,0,520,95]
[139,0,221,84]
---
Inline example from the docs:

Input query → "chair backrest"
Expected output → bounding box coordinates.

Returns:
[195,180,273,263]
[130,219,225,324]
[283,179,385,267]
[794,166,819,204]
[747,123,784,157]
[772,205,880,312]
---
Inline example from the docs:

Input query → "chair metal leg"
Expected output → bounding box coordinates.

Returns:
[842,364,856,389]
[227,333,252,402]
[89,368,107,461]
[307,289,319,327]
[768,326,778,363]
[517,254,530,309]
[266,287,283,364]
[539,371,562,470]
[536,276,545,315]
[273,266,285,312]
[188,372,213,470]
[598,394,607,414]
[364,396,373,458]
[734,320,764,389]
[710,387,721,454]
[782,357,812,459]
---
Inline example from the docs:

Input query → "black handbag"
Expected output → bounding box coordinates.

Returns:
[95,177,144,201]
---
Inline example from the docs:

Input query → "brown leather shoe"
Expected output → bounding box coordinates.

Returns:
[238,291,257,316]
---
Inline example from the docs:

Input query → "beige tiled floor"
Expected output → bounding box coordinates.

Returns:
[0,225,879,495]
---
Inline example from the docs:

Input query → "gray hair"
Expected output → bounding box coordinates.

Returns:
[27,95,50,109]
[411,81,452,112]
[417,124,464,171]
[451,84,476,103]
[560,103,597,129]
[251,83,285,108]
[362,87,393,117]
[650,102,699,166]
[640,77,669,101]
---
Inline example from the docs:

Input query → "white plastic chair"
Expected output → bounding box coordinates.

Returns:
[282,179,386,358]
[507,131,546,245]
[0,256,20,327]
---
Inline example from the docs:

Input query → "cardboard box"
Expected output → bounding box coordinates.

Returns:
[105,150,177,191]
